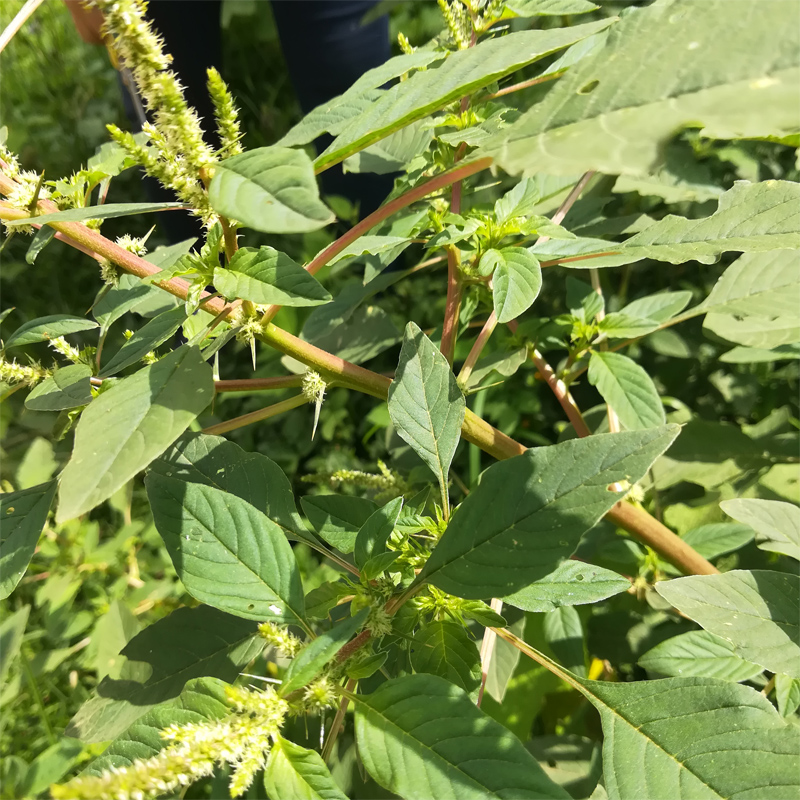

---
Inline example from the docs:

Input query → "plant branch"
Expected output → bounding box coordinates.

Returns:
[322,678,356,762]
[483,70,565,100]
[440,247,463,365]
[214,375,303,393]
[259,157,493,325]
[476,597,504,707]
[458,310,497,387]
[529,347,591,437]
[4,174,717,578]
[202,394,307,436]
[0,0,45,54]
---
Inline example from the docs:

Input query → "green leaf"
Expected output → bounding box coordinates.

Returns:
[657,570,800,679]
[346,650,388,680]
[620,291,692,323]
[720,498,800,560]
[67,605,262,742]
[4,314,98,348]
[81,677,230,777]
[506,0,598,16]
[0,606,29,685]
[465,345,528,391]
[343,120,433,175]
[544,606,586,676]
[417,426,679,598]
[57,346,213,523]
[98,306,188,377]
[25,364,92,412]
[361,551,401,581]
[25,226,55,264]
[305,304,401,365]
[0,481,56,599]
[264,736,347,800]
[492,248,542,323]
[702,250,800,318]
[279,609,368,697]
[720,343,800,363]
[597,313,658,340]
[354,673,569,800]
[146,476,306,625]
[775,673,800,718]
[150,432,308,540]
[588,352,665,431]
[410,621,481,692]
[495,178,540,223]
[638,630,763,682]
[388,323,465,510]
[5,201,186,228]
[318,20,614,170]
[680,523,755,561]
[208,147,335,234]
[704,311,800,349]
[354,496,403,569]
[489,1,800,177]
[213,246,331,306]
[326,236,411,267]
[300,494,377,554]
[20,738,83,797]
[278,51,445,147]
[484,616,524,703]
[504,561,630,613]
[568,669,800,800]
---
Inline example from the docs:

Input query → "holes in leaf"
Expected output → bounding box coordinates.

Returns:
[578,79,600,95]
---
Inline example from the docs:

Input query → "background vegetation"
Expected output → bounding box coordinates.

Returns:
[1,1,797,797]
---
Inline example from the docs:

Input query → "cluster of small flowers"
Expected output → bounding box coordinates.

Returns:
[437,0,472,49]
[366,605,393,638]
[0,357,48,387]
[257,621,303,658]
[207,67,243,157]
[301,676,338,712]
[3,170,49,234]
[93,0,222,221]
[0,143,21,179]
[48,336,85,365]
[397,32,415,55]
[302,460,406,501]
[52,684,288,800]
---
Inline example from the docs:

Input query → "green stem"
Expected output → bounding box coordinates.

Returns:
[214,375,303,393]
[202,393,307,436]
[458,310,497,387]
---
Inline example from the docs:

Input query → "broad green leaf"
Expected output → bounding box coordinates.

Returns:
[598,312,659,339]
[465,345,528,391]
[775,673,800,718]
[354,673,569,800]
[544,606,586,676]
[25,364,92,411]
[346,650,388,680]
[343,121,433,174]
[504,561,630,613]
[0,481,56,599]
[278,51,445,147]
[208,147,334,234]
[720,498,800,560]
[67,605,262,743]
[388,323,465,509]
[213,246,331,306]
[572,671,800,800]
[410,621,481,692]
[150,432,308,540]
[704,311,800,349]
[4,314,98,348]
[588,352,665,431]
[613,168,723,204]
[20,738,83,797]
[15,437,56,490]
[300,494,377,554]
[361,551,401,581]
[720,343,800,363]
[354,496,403,569]
[305,304,400,365]
[146,476,305,624]
[57,346,213,523]
[526,735,601,799]
[485,616,524,704]
[417,426,679,598]
[680,523,755,561]
[638,630,763,682]
[279,609,368,697]
[0,606,29,685]
[80,677,230,777]
[494,178,540,223]
[264,736,347,800]
[506,0,598,16]
[620,291,692,323]
[657,570,800,678]
[492,248,542,323]
[6,201,186,228]
[318,20,614,171]
[90,600,141,682]
[98,305,188,377]
[489,1,800,177]
[702,250,800,317]
[326,236,411,267]
[26,226,56,264]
